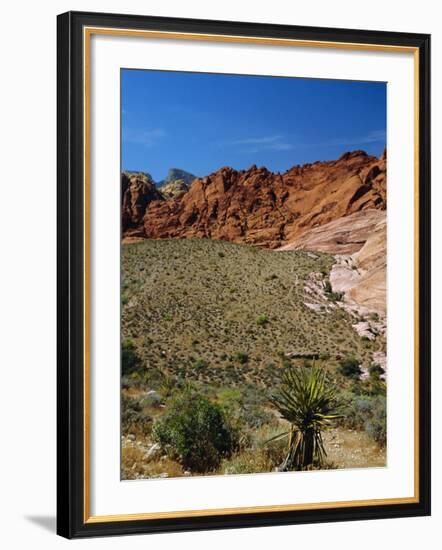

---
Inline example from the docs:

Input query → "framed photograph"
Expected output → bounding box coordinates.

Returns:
[57,11,431,538]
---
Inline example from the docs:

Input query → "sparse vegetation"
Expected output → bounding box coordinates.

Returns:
[121,239,386,479]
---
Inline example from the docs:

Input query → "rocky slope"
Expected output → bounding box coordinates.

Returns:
[122,150,386,248]
[284,206,387,316]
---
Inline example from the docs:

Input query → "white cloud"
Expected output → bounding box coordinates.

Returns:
[228,135,293,153]
[230,135,283,145]
[123,128,167,147]
[328,129,386,147]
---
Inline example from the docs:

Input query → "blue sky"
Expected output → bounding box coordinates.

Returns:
[121,69,386,182]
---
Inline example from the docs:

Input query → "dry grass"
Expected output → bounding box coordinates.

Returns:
[122,440,185,480]
[122,238,385,389]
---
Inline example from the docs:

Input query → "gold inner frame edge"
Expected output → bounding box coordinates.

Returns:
[82,26,420,524]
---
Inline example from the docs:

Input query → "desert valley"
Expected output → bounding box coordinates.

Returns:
[121,149,387,479]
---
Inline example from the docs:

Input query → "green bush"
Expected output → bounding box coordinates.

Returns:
[122,339,142,376]
[193,358,207,370]
[369,363,385,380]
[324,279,344,302]
[365,400,387,445]
[343,395,386,446]
[338,357,362,379]
[235,351,249,364]
[256,314,269,326]
[153,390,237,472]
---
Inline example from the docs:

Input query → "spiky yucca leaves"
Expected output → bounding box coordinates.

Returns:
[269,366,341,471]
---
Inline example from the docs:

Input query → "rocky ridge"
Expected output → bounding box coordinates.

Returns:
[122,150,386,249]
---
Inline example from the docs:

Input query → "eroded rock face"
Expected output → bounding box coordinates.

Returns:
[348,216,387,313]
[279,209,386,255]
[121,172,164,236]
[129,150,385,247]
[324,214,387,315]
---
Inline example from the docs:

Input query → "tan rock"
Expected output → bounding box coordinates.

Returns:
[279,209,386,255]
[349,217,386,314]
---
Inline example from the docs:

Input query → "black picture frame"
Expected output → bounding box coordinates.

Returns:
[57,10,431,539]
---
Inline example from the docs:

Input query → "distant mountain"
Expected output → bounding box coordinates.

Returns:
[157,168,196,188]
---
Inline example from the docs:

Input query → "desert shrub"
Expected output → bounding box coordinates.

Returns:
[122,339,142,376]
[343,396,386,446]
[369,379,387,397]
[222,451,272,475]
[121,376,131,390]
[217,387,274,434]
[193,358,207,370]
[158,375,177,398]
[152,390,237,472]
[138,390,162,408]
[256,314,269,326]
[235,351,249,364]
[338,357,362,379]
[217,387,242,408]
[324,280,344,302]
[324,280,332,293]
[241,405,274,429]
[121,395,152,435]
[365,400,387,445]
[222,426,286,475]
[369,363,385,380]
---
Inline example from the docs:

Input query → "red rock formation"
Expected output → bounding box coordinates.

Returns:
[121,172,163,237]
[123,150,386,249]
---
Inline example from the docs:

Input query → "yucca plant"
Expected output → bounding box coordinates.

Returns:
[268,366,341,471]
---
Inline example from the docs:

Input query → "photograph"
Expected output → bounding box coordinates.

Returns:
[120,69,388,480]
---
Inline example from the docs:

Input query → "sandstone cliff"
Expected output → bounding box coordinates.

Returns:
[137,150,386,248]
[121,172,163,237]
